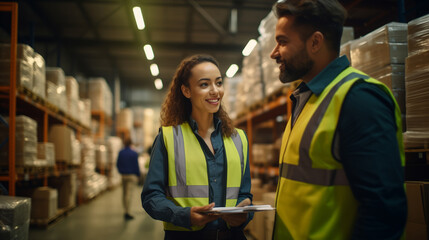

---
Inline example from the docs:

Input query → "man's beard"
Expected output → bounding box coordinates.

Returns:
[278,48,313,83]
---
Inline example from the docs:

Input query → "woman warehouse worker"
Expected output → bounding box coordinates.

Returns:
[141,54,253,240]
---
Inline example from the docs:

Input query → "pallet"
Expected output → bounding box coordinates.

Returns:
[31,205,76,228]
[18,86,46,106]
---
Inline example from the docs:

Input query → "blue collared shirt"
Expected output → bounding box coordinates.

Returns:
[290,56,407,239]
[141,117,253,230]
[116,147,140,177]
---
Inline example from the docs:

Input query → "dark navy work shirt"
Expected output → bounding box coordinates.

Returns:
[116,146,140,177]
[290,56,407,239]
[141,117,253,230]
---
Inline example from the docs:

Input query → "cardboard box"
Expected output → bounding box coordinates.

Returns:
[48,125,76,163]
[31,187,58,219]
[49,173,77,209]
[405,181,429,239]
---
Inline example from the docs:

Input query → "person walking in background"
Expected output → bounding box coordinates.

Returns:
[270,0,407,239]
[141,54,253,240]
[117,138,140,220]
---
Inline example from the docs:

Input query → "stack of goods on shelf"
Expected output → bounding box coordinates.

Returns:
[46,67,67,114]
[49,173,77,210]
[223,75,242,120]
[32,52,46,99]
[246,178,276,240]
[350,22,408,124]
[106,136,122,188]
[48,124,81,166]
[77,98,91,129]
[117,108,133,138]
[258,11,283,98]
[236,41,264,115]
[66,76,80,120]
[79,136,107,201]
[0,115,40,167]
[340,27,356,64]
[131,106,145,152]
[141,108,159,151]
[95,142,107,174]
[0,44,34,91]
[403,14,429,149]
[88,77,112,117]
[30,186,58,221]
[0,196,31,240]
[37,142,55,167]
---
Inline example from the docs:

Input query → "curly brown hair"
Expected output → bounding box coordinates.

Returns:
[160,54,235,137]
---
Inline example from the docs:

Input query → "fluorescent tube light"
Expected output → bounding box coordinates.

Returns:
[226,64,239,78]
[133,7,145,30]
[143,44,154,60]
[154,78,163,90]
[150,63,159,76]
[242,39,257,56]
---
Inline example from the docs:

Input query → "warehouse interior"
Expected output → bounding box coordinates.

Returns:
[1,0,429,239]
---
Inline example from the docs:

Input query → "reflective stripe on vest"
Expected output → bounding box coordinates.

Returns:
[280,72,369,186]
[162,122,248,231]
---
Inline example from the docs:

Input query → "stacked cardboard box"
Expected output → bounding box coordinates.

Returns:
[0,196,31,240]
[405,181,429,239]
[31,186,58,220]
[37,142,55,167]
[49,173,77,209]
[48,125,76,164]
[351,22,408,118]
[0,44,34,91]
[88,77,113,117]
[403,14,429,149]
[117,108,133,132]
[46,67,67,113]
[32,52,46,99]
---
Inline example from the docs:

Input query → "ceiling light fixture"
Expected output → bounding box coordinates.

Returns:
[132,7,145,30]
[143,44,154,60]
[242,39,257,56]
[229,8,238,34]
[154,78,163,90]
[150,63,159,76]
[226,64,239,78]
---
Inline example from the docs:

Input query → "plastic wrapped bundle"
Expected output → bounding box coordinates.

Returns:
[0,59,33,90]
[0,115,38,167]
[48,125,76,164]
[116,108,133,131]
[403,49,429,148]
[0,43,34,60]
[351,22,408,75]
[88,77,113,117]
[37,142,55,167]
[0,196,31,240]
[340,40,353,64]
[223,75,242,120]
[46,67,67,113]
[32,52,46,98]
[407,14,429,56]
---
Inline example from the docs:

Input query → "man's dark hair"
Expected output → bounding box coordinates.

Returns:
[124,138,132,147]
[273,0,347,54]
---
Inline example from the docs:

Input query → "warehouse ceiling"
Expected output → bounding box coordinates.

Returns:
[0,0,428,107]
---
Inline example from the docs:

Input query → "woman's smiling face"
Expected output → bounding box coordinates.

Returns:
[181,61,224,116]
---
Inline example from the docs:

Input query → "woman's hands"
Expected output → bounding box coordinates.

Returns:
[190,202,219,227]
[221,198,251,227]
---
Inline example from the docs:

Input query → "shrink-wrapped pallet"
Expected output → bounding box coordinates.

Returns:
[66,76,79,119]
[78,98,91,128]
[403,49,429,148]
[132,106,145,127]
[37,142,55,167]
[48,125,76,164]
[351,22,408,75]
[223,75,242,120]
[0,115,38,167]
[106,136,122,188]
[46,67,67,113]
[88,77,112,117]
[408,14,429,56]
[0,196,31,240]
[117,108,133,131]
[32,52,46,98]
[0,59,33,90]
[0,43,34,60]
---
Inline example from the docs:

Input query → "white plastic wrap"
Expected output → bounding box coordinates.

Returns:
[407,14,429,56]
[46,67,67,113]
[116,108,133,131]
[95,143,107,170]
[403,49,429,148]
[0,59,33,90]
[223,75,243,120]
[88,77,113,117]
[340,40,353,64]
[32,52,46,98]
[0,195,31,240]
[106,136,122,188]
[0,43,34,61]
[37,142,55,167]
[66,76,80,118]
[70,139,81,166]
[350,22,408,75]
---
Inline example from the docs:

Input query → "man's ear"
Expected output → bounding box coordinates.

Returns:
[181,85,191,98]
[308,31,324,53]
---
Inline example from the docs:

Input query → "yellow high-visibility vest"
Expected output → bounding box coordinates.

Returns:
[162,122,248,231]
[274,67,405,239]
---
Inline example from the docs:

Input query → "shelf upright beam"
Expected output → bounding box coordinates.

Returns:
[0,2,18,196]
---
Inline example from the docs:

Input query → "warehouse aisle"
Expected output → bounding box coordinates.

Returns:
[28,184,164,240]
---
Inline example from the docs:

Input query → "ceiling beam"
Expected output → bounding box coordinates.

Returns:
[187,0,228,37]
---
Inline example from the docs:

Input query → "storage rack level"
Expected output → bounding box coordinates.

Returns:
[234,88,293,178]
